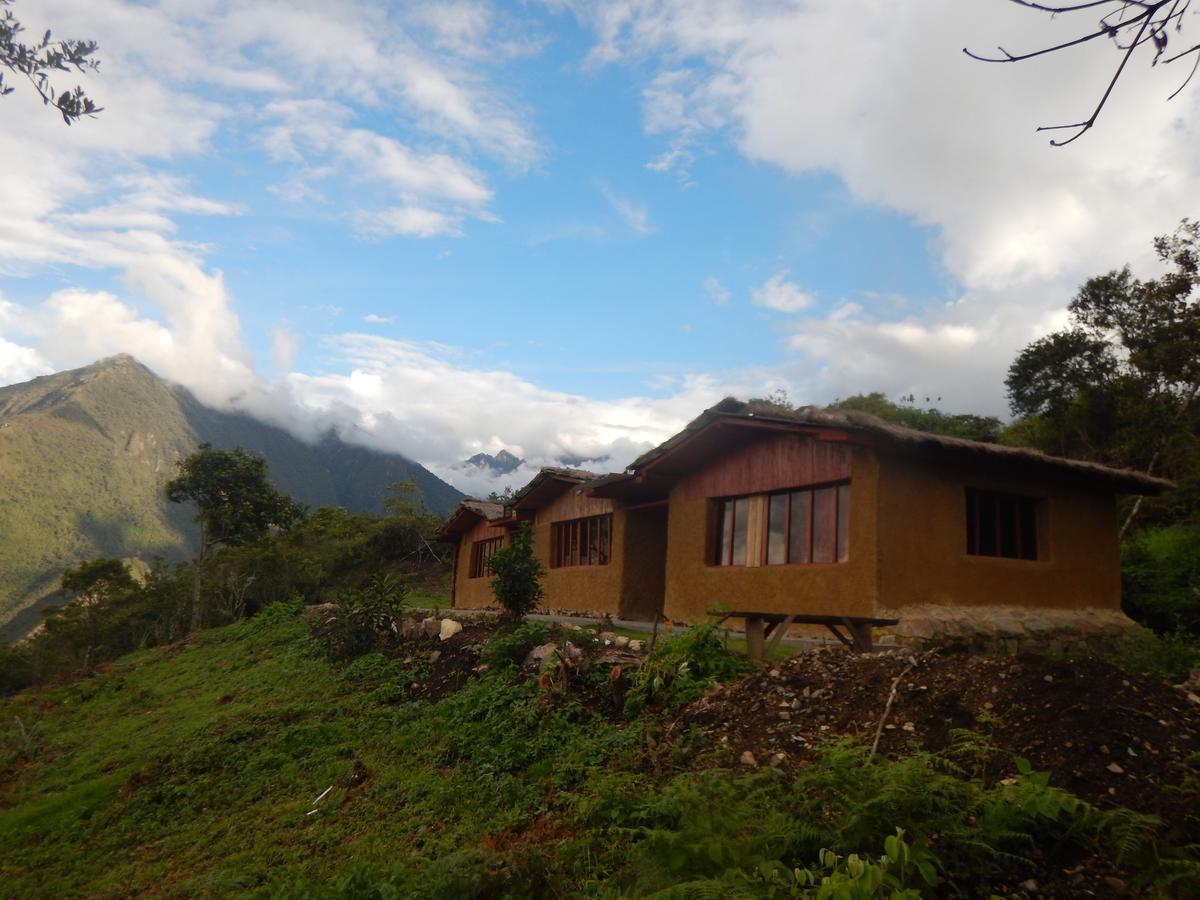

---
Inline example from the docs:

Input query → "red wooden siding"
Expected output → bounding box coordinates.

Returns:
[679,433,852,501]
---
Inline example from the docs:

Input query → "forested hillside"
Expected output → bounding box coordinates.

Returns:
[0,355,461,640]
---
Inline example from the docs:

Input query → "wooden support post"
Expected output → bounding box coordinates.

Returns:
[842,618,873,652]
[745,616,766,662]
[763,615,796,658]
[824,622,853,649]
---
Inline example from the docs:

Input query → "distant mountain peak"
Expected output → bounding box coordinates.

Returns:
[464,448,524,475]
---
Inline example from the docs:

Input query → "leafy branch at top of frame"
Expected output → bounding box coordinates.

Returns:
[0,0,102,124]
[964,0,1200,146]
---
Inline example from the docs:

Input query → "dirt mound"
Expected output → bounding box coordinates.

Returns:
[410,624,492,701]
[682,648,1200,817]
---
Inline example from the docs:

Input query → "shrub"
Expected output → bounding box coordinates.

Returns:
[310,574,408,661]
[624,623,755,715]
[1093,627,1200,684]
[1122,521,1200,634]
[482,621,550,670]
[486,523,544,620]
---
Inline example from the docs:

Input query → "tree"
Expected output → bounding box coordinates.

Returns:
[486,523,544,620]
[61,557,136,606]
[967,1,1199,145]
[1005,219,1200,534]
[166,443,302,562]
[828,392,1005,443]
[0,0,101,124]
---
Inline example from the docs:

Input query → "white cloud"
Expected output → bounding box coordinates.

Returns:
[567,0,1200,410]
[600,185,654,236]
[752,271,814,313]
[271,326,298,372]
[354,207,465,239]
[363,313,395,324]
[703,275,731,305]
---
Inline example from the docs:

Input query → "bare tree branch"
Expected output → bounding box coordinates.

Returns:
[967,0,1197,145]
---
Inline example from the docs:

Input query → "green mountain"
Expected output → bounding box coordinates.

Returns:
[0,355,462,639]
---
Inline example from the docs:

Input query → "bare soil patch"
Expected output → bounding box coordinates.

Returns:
[682,648,1200,820]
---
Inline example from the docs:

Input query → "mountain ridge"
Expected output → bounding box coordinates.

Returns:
[0,355,463,640]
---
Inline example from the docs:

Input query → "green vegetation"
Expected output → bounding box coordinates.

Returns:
[486,522,545,620]
[0,355,461,639]
[0,473,450,696]
[3,609,1197,897]
[1001,220,1200,633]
[827,393,1004,444]
[166,443,304,561]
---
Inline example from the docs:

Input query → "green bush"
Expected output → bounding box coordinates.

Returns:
[309,574,408,661]
[486,523,544,619]
[624,623,755,715]
[1122,521,1200,634]
[1093,627,1200,683]
[481,620,550,670]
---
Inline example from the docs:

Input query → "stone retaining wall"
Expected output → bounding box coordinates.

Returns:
[876,604,1142,654]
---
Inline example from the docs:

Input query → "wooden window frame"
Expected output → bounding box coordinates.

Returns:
[551,514,612,568]
[763,482,849,566]
[711,496,749,567]
[965,488,1039,560]
[469,536,503,578]
[712,480,850,567]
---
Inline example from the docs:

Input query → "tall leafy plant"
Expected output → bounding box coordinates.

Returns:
[486,523,544,620]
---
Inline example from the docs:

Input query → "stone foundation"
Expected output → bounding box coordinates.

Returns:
[876,604,1142,654]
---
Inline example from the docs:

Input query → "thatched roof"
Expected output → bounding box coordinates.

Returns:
[626,397,1172,495]
[508,466,604,512]
[440,498,505,538]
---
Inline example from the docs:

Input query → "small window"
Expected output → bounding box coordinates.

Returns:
[552,514,612,568]
[965,489,1038,560]
[763,482,849,566]
[469,537,502,578]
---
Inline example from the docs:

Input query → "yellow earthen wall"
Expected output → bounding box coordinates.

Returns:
[661,436,881,622]
[450,519,508,609]
[532,489,626,616]
[875,454,1121,611]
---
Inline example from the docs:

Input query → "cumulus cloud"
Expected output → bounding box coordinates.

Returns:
[266,332,766,492]
[752,271,814,313]
[363,313,395,324]
[567,0,1200,409]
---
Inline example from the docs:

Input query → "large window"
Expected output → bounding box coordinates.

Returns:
[469,537,502,578]
[966,489,1038,560]
[767,483,850,565]
[552,514,612,568]
[714,482,850,566]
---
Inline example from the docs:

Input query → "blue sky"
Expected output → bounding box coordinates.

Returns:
[1,0,1198,494]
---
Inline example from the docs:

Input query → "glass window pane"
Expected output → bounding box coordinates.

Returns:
[731,498,748,566]
[965,490,978,554]
[1019,499,1037,560]
[978,492,997,556]
[789,491,810,564]
[599,516,610,564]
[719,500,734,565]
[998,496,1018,558]
[767,494,788,564]
[812,486,837,563]
[837,484,850,562]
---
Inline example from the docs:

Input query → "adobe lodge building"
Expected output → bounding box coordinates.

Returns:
[441,399,1171,646]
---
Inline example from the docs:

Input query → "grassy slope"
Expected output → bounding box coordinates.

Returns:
[0,613,631,898]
